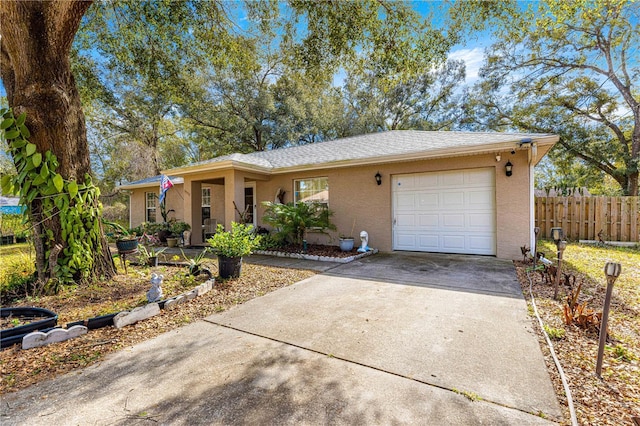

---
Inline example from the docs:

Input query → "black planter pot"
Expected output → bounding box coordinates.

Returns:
[218,256,242,279]
[157,229,171,243]
[147,256,158,267]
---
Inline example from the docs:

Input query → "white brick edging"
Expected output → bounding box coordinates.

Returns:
[22,325,88,349]
[254,249,378,263]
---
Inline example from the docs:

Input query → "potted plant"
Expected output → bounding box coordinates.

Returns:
[339,219,356,252]
[104,220,138,252]
[169,221,191,247]
[207,222,262,279]
[138,245,167,267]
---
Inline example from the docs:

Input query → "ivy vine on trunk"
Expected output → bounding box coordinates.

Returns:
[1,108,115,291]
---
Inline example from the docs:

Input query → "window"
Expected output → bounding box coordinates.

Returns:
[294,177,329,227]
[201,188,211,222]
[145,192,156,223]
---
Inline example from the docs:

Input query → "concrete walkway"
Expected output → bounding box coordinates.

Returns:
[1,253,562,425]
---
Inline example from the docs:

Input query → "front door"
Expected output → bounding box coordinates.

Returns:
[244,183,257,227]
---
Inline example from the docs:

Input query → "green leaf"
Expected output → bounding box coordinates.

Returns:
[4,129,20,139]
[19,124,30,138]
[15,112,26,126]
[68,181,78,199]
[40,162,49,179]
[0,118,14,129]
[25,143,36,156]
[52,173,64,192]
[32,152,42,168]
[1,175,13,193]
[12,138,26,148]
[32,175,46,186]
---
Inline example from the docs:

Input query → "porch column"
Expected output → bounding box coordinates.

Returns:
[185,179,203,244]
[223,171,245,230]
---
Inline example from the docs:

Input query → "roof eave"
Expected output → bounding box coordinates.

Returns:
[271,136,559,174]
[161,160,272,177]
[117,177,184,190]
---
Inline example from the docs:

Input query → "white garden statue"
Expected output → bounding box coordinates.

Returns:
[358,230,371,253]
[147,273,164,303]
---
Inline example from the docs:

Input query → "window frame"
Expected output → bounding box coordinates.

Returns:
[145,192,157,223]
[201,187,211,222]
[293,177,329,229]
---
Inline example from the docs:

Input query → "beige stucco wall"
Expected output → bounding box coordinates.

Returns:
[127,183,185,227]
[254,151,531,259]
[127,150,533,259]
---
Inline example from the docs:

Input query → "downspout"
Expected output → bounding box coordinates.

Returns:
[528,142,538,253]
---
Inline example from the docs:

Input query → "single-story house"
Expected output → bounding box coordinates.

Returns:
[118,130,558,259]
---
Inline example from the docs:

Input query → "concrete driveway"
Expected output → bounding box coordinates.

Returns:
[1,253,561,425]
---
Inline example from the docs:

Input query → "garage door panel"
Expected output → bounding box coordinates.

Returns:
[417,235,440,250]
[442,192,464,207]
[396,214,416,227]
[417,174,439,187]
[418,214,439,227]
[418,193,439,207]
[469,236,495,252]
[468,213,494,228]
[441,172,465,187]
[468,190,494,206]
[395,233,417,249]
[393,168,496,255]
[442,214,465,228]
[396,193,416,208]
[442,235,466,250]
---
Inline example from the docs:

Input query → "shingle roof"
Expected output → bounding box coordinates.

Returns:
[178,130,555,172]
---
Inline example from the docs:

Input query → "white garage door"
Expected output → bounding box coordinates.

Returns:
[393,168,496,255]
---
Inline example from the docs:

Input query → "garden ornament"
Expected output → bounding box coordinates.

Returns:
[146,273,164,303]
[358,230,371,253]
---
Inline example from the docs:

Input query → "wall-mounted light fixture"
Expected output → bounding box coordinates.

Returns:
[505,160,513,177]
[375,172,382,186]
[495,153,501,162]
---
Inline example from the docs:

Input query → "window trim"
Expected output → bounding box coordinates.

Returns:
[293,177,329,229]
[293,177,329,206]
[145,192,157,223]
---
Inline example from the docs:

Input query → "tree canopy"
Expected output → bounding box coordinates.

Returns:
[452,0,640,195]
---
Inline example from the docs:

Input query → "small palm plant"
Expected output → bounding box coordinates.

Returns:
[180,248,211,278]
[262,201,335,247]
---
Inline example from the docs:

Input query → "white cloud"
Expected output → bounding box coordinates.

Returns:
[448,47,485,85]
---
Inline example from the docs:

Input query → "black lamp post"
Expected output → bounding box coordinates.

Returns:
[596,262,622,377]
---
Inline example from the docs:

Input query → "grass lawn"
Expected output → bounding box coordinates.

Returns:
[516,240,639,426]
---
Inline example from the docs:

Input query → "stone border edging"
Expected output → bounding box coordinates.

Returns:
[253,248,378,263]
[19,278,216,350]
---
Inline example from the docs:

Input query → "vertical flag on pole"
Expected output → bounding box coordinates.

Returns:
[159,175,173,204]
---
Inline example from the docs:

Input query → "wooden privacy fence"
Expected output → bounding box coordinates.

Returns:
[535,196,640,242]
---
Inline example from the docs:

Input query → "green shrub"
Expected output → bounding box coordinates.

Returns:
[207,222,261,258]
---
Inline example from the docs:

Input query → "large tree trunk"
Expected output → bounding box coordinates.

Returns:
[1,0,116,283]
